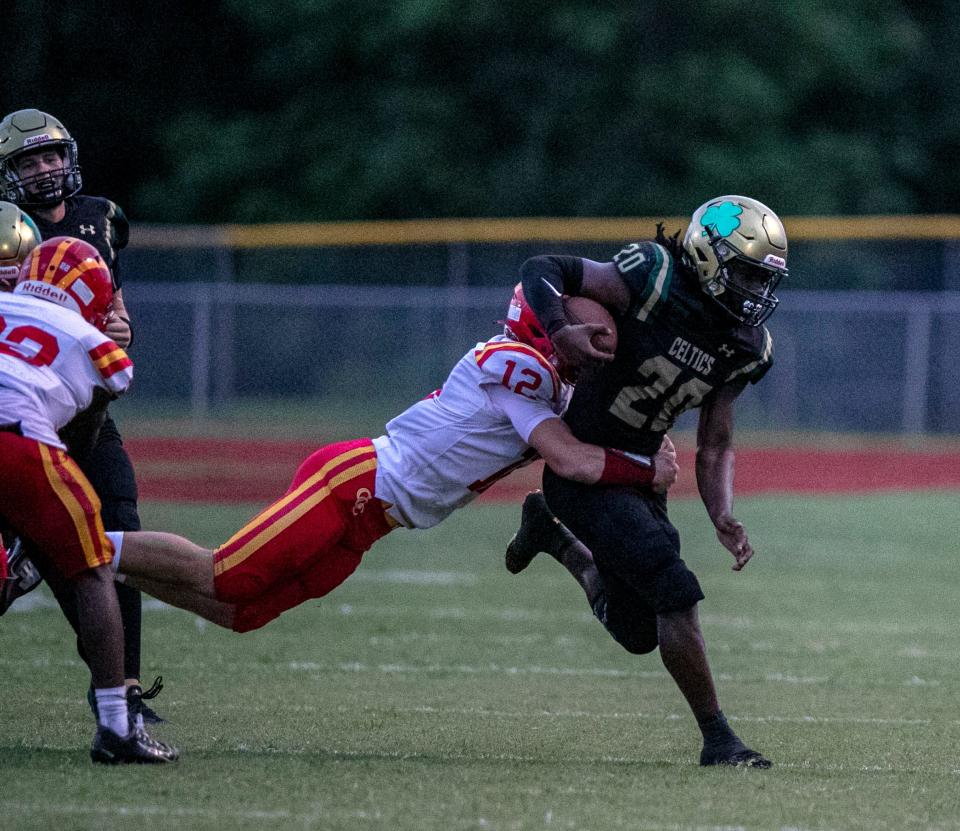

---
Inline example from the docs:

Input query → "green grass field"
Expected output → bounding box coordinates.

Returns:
[4,492,960,830]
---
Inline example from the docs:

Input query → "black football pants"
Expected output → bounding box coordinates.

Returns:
[542,467,705,654]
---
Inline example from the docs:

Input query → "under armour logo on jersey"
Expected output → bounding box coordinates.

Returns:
[352,487,372,516]
[719,343,735,357]
[79,224,96,235]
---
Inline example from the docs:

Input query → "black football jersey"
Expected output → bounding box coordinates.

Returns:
[28,196,129,289]
[563,241,774,456]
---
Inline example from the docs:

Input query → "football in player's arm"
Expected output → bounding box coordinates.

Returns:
[0,236,176,763]
[514,195,787,769]
[99,284,678,636]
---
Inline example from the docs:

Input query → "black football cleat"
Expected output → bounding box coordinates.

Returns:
[90,725,179,764]
[700,740,772,769]
[0,539,43,616]
[505,491,575,574]
[129,676,168,725]
[89,676,169,725]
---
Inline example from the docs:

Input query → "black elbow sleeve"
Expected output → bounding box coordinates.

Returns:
[519,256,584,336]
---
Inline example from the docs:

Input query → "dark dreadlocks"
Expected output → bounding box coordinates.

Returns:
[654,222,685,260]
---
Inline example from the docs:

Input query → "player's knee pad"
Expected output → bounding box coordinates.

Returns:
[213,572,269,605]
[230,578,312,632]
[592,595,658,655]
[650,559,705,614]
[608,623,659,655]
[230,603,277,633]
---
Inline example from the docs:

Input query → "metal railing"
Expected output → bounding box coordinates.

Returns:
[114,216,960,432]
[123,216,960,294]
[126,283,960,434]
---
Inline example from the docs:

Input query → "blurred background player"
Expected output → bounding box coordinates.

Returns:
[0,201,41,603]
[0,109,164,725]
[102,286,678,634]
[513,195,788,769]
[0,199,39,289]
[0,236,176,763]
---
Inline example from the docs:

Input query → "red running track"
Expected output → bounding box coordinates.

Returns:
[124,438,960,504]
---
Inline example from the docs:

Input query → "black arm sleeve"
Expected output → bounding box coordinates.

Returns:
[519,255,585,336]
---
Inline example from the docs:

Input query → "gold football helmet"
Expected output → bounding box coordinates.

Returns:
[0,200,41,290]
[0,109,82,207]
[682,195,788,327]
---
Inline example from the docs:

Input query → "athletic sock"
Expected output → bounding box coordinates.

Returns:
[697,711,739,746]
[94,686,130,737]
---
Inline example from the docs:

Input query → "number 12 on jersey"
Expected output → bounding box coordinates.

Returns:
[501,359,542,398]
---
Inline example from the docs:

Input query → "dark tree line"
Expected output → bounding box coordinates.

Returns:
[5,0,960,224]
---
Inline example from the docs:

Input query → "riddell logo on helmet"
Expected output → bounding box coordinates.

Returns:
[15,280,78,311]
[23,134,52,147]
[763,254,786,268]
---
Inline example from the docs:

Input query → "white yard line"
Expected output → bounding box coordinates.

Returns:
[0,801,381,823]
[7,593,171,612]
[186,702,946,728]
[4,741,960,784]
[0,653,950,691]
[13,588,960,642]
[24,696,949,730]
[348,569,478,586]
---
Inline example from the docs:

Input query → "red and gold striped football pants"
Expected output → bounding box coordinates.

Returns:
[213,438,397,632]
[0,431,113,578]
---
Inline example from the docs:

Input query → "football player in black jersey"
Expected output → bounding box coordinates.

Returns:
[512,195,788,769]
[0,108,164,726]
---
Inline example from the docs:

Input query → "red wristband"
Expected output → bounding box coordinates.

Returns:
[599,448,656,486]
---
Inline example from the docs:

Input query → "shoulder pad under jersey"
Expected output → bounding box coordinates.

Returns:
[473,340,562,404]
[724,325,774,386]
[99,198,129,250]
[612,241,675,323]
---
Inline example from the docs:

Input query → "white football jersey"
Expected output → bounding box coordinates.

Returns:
[373,334,570,529]
[0,290,133,449]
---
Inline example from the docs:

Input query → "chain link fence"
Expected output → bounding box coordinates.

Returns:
[126,282,960,434]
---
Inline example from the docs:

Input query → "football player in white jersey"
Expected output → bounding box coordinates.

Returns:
[0,201,41,598]
[102,286,679,633]
[0,236,177,764]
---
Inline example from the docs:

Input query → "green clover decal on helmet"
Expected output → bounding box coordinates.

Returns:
[700,201,743,238]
